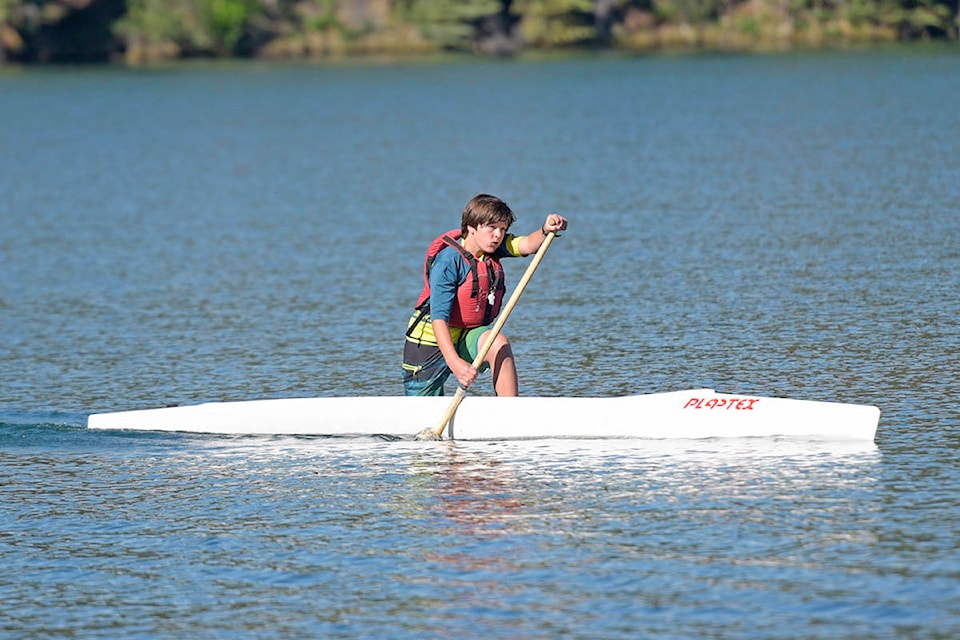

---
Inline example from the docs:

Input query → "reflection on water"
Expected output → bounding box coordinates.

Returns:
[3,423,955,638]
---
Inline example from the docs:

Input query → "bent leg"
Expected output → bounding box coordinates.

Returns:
[478,330,518,397]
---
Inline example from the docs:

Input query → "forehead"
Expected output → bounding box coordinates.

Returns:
[481,220,510,229]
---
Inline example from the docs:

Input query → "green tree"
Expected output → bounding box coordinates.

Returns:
[397,0,502,50]
[204,0,256,53]
[900,0,955,36]
[513,0,598,46]
[652,0,723,24]
[115,0,256,60]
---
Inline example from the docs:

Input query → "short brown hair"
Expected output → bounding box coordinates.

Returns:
[461,193,516,236]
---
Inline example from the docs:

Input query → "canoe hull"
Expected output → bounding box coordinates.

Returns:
[86,389,880,441]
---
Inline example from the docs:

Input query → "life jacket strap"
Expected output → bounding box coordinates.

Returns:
[405,303,430,339]
[442,235,480,300]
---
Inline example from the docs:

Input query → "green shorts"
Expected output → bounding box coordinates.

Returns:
[402,326,491,396]
[457,326,492,370]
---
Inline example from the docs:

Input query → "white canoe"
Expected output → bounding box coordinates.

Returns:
[86,389,880,441]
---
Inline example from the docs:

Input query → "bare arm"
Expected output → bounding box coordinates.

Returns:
[432,318,478,389]
[517,213,568,256]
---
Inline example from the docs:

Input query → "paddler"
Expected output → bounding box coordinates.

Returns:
[402,193,568,396]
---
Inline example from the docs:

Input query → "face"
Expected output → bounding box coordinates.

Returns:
[470,221,509,254]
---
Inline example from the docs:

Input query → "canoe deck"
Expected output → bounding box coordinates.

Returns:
[86,389,880,441]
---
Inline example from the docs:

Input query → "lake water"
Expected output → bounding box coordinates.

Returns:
[1,49,958,638]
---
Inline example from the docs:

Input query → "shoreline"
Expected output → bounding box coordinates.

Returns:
[1,41,957,71]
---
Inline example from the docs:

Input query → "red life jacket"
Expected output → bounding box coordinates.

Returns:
[412,229,506,329]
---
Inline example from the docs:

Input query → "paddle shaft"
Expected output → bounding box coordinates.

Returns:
[431,231,556,438]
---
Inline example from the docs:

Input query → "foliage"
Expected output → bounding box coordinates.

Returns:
[652,0,723,24]
[396,0,502,49]
[1,0,958,64]
[115,0,256,59]
[205,0,256,52]
[513,0,598,46]
[901,0,954,34]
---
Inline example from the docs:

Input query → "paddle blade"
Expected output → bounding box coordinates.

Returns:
[414,427,443,441]
[415,385,467,441]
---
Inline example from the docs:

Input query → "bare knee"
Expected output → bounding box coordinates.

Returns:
[480,332,512,362]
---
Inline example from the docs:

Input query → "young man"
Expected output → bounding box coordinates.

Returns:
[402,194,568,396]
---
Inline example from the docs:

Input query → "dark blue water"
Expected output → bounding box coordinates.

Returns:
[2,50,958,638]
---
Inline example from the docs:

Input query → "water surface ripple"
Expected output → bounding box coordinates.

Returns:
[2,51,958,638]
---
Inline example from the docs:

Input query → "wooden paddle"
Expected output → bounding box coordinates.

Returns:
[415,231,556,441]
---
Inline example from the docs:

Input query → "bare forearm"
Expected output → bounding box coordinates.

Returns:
[432,319,461,369]
[518,213,568,255]
[517,226,550,256]
[432,319,479,389]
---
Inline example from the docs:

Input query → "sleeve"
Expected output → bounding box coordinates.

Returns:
[428,248,467,323]
[498,233,524,258]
